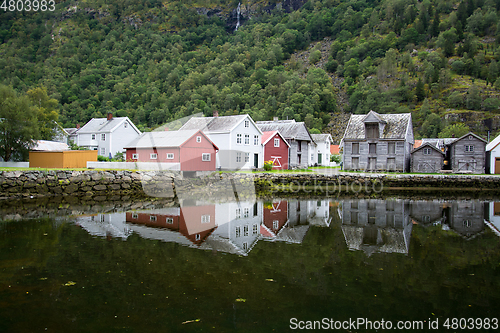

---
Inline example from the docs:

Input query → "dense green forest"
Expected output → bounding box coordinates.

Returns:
[2,0,500,140]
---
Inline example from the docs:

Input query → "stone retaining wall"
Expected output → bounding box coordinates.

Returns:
[1,170,499,200]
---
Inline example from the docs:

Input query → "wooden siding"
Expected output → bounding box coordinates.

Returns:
[263,134,289,170]
[450,136,486,173]
[411,148,444,173]
[29,150,98,168]
[343,140,407,171]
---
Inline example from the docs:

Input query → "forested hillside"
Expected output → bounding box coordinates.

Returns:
[2,0,500,143]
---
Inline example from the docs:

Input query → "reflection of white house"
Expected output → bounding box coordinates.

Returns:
[180,114,263,170]
[74,212,131,240]
[310,134,333,167]
[75,113,141,158]
[485,202,500,237]
[307,200,332,227]
[486,134,500,174]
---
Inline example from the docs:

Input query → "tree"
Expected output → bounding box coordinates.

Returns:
[415,78,425,101]
[0,85,39,161]
[438,123,470,138]
[26,87,60,141]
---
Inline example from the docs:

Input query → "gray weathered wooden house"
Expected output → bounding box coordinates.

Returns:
[256,119,313,169]
[341,111,414,172]
[410,142,445,173]
[448,132,487,173]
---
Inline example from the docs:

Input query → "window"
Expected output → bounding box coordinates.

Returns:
[423,148,432,155]
[253,224,258,235]
[369,157,377,170]
[195,234,201,241]
[201,215,210,223]
[245,153,249,162]
[196,136,201,143]
[387,158,396,171]
[166,153,174,159]
[352,143,359,154]
[243,225,249,236]
[100,148,105,155]
[132,213,138,219]
[311,154,314,162]
[132,153,138,159]
[244,208,249,218]
[386,201,395,211]
[236,208,241,218]
[369,143,377,154]
[150,215,157,222]
[91,134,96,140]
[244,120,249,127]
[253,203,258,216]
[243,242,248,250]
[254,135,259,145]
[124,122,128,128]
[297,140,302,151]
[365,124,379,138]
[388,142,395,154]
[202,153,211,161]
[245,134,250,145]
[150,153,158,159]
[274,138,280,147]
[351,201,358,209]
[101,133,106,141]
[166,218,174,224]
[465,145,474,152]
[236,134,242,144]
[352,157,359,169]
[235,226,241,237]
[236,152,242,163]
[351,212,358,223]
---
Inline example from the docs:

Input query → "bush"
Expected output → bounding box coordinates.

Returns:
[263,160,274,171]
[330,154,341,163]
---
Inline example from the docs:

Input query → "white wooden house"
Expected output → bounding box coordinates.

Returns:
[180,114,263,170]
[75,113,141,158]
[486,134,500,174]
[310,134,333,167]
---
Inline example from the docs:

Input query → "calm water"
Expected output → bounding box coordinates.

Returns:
[1,197,500,332]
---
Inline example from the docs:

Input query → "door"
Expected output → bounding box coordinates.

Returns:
[254,153,259,169]
[318,153,322,165]
[496,158,500,174]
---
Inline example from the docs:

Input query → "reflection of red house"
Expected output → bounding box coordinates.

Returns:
[262,131,290,170]
[262,200,288,237]
[126,204,216,245]
[124,129,218,171]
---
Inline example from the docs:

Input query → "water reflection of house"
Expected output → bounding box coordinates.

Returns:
[74,212,131,240]
[339,199,412,256]
[260,200,310,244]
[126,203,217,246]
[307,200,332,227]
[447,201,485,240]
[409,200,446,225]
[485,202,500,237]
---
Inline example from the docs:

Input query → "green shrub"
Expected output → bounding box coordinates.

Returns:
[264,160,274,171]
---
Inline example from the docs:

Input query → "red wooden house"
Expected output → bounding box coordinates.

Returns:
[124,129,218,171]
[261,200,289,238]
[261,131,290,170]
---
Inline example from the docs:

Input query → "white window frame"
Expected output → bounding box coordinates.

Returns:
[235,226,241,237]
[201,215,210,223]
[202,153,211,161]
[236,134,242,144]
[273,220,279,229]
[124,122,128,128]
[236,208,241,219]
[274,138,280,147]
[91,134,96,140]
[150,215,157,222]
[101,133,106,141]
[423,148,432,155]
[243,225,249,236]
[244,134,250,145]
[150,153,158,160]
[254,135,259,145]
[166,153,174,159]
[465,145,474,152]
[166,217,174,224]
[253,224,258,235]
[196,136,201,143]
[132,153,138,159]
[236,152,242,163]
[132,213,138,219]
[100,148,105,155]
[245,152,249,162]
[195,234,201,241]
[244,120,249,127]
[244,208,249,218]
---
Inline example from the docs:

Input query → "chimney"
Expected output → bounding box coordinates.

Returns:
[107,112,113,121]
[273,116,279,121]
[76,124,80,129]
[213,110,219,117]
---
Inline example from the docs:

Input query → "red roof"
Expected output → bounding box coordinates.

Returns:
[261,131,278,144]
[330,144,340,154]
[413,140,422,149]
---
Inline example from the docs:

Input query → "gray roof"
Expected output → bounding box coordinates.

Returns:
[311,133,332,143]
[64,128,79,136]
[256,120,312,142]
[78,117,138,134]
[179,114,251,133]
[412,142,445,155]
[343,111,411,140]
[421,138,455,150]
[124,130,206,149]
[32,140,70,151]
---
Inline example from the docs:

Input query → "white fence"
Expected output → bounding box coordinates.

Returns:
[0,162,30,168]
[87,161,181,171]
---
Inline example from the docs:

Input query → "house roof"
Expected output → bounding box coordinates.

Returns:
[450,132,487,145]
[413,140,422,149]
[179,114,262,134]
[78,116,141,134]
[64,128,79,136]
[311,133,333,144]
[261,131,291,147]
[330,144,340,155]
[411,142,445,155]
[421,138,455,150]
[124,130,218,150]
[486,133,500,151]
[342,111,412,140]
[31,140,70,151]
[256,119,313,141]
